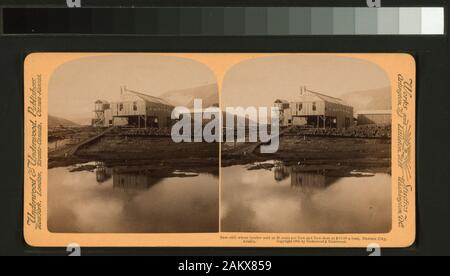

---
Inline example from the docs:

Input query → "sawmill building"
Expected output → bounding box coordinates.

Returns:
[275,87,354,129]
[92,87,174,128]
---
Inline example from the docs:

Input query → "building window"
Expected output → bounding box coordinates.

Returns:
[119,103,124,111]
[298,103,303,111]
[312,102,317,111]
[133,102,138,111]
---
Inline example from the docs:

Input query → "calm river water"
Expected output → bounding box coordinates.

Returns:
[48,163,219,233]
[221,162,392,233]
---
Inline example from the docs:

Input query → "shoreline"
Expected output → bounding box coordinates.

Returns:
[48,129,391,174]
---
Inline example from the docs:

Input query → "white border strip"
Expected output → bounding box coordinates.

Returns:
[421,8,445,35]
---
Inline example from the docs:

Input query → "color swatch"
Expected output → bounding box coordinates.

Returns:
[2,7,445,35]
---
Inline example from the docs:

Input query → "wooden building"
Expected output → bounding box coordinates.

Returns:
[275,87,354,129]
[92,87,174,128]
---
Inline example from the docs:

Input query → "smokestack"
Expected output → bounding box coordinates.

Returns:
[121,86,127,95]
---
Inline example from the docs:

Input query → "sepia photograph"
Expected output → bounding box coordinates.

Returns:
[46,55,220,233]
[23,53,415,248]
[221,55,393,233]
[1,0,446,258]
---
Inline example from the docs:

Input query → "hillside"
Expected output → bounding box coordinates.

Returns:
[160,83,219,108]
[340,87,391,112]
[48,115,80,128]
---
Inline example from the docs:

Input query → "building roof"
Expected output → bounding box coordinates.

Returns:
[304,89,348,105]
[95,100,109,104]
[124,88,174,107]
[357,110,392,115]
[274,99,289,104]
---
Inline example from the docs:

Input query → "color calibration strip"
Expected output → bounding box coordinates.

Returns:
[2,7,445,35]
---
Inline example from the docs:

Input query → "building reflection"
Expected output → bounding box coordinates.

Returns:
[95,163,163,192]
[95,162,112,183]
[274,163,338,195]
[113,173,162,192]
[274,163,290,182]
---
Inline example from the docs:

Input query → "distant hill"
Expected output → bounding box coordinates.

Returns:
[48,115,80,128]
[340,87,391,112]
[70,117,93,126]
[160,83,219,108]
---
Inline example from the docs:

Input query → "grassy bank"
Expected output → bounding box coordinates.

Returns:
[222,135,391,168]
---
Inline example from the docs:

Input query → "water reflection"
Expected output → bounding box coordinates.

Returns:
[222,162,392,234]
[48,162,219,233]
[274,164,337,195]
[95,164,112,183]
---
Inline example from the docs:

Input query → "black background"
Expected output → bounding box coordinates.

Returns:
[0,0,449,257]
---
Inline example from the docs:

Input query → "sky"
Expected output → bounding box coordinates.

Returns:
[48,55,217,124]
[222,55,391,108]
[49,54,391,125]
